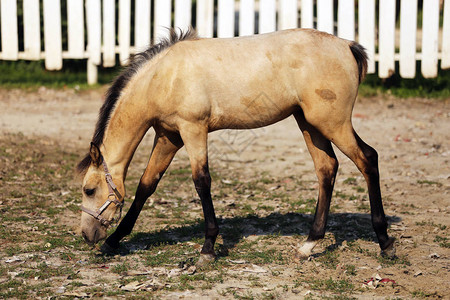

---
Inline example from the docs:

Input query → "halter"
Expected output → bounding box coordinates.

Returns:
[80,161,124,227]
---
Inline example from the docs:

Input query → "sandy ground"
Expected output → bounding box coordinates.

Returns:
[0,87,449,299]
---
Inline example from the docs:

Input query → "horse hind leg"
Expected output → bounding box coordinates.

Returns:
[293,111,339,259]
[328,124,395,257]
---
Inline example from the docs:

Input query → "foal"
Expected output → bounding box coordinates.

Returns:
[77,28,395,265]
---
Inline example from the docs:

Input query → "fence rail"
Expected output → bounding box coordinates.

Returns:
[1,0,449,84]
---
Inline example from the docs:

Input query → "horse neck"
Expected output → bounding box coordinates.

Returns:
[100,91,152,180]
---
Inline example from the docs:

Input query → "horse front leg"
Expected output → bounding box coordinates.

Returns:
[294,112,339,259]
[102,132,183,251]
[180,124,219,267]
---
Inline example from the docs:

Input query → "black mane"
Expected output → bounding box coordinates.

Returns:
[77,28,198,174]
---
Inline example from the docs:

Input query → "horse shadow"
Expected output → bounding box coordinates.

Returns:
[108,212,401,259]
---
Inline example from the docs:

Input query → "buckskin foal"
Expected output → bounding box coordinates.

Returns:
[77,28,395,266]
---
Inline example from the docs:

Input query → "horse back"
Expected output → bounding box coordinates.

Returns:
[137,29,361,131]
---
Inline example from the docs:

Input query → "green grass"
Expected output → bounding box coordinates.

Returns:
[308,277,355,294]
[112,262,131,274]
[343,177,357,185]
[316,249,340,269]
[415,220,445,228]
[359,62,450,99]
[0,60,118,89]
[417,180,442,187]
[434,235,450,248]
[345,264,357,276]
[411,290,440,298]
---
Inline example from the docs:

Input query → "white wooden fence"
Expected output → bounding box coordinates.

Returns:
[0,0,449,84]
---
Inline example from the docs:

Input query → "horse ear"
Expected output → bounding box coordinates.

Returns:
[89,142,103,167]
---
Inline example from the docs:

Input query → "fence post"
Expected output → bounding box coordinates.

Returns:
[43,0,63,70]
[421,0,440,78]
[239,0,255,36]
[279,0,298,30]
[23,0,41,60]
[1,0,19,60]
[86,0,101,84]
[338,0,355,40]
[197,0,214,37]
[399,0,417,78]
[358,0,376,73]
[87,59,98,85]
[301,0,314,29]
[317,0,334,34]
[154,0,172,41]
[259,0,276,34]
[378,0,396,78]
[175,0,192,32]
[102,0,116,67]
[67,0,85,59]
[218,0,235,37]
[118,0,131,65]
[135,0,151,52]
[443,0,450,68]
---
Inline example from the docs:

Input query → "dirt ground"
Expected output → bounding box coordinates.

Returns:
[0,87,449,299]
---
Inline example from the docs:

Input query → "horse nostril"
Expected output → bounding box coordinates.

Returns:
[82,231,89,242]
[93,229,99,243]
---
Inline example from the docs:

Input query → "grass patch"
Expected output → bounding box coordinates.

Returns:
[345,264,357,276]
[415,221,447,230]
[0,60,118,89]
[411,290,440,298]
[308,277,354,294]
[316,249,340,269]
[434,235,450,248]
[417,180,442,187]
[359,62,450,99]
[343,177,357,185]
[112,262,131,274]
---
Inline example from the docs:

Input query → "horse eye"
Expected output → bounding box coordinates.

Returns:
[84,188,96,196]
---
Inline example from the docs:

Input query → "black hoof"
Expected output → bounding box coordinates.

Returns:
[100,241,119,254]
[381,237,396,258]
[196,253,216,268]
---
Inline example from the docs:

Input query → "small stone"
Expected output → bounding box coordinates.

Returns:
[242,264,268,273]
[168,269,182,278]
[120,281,143,291]
[183,265,196,275]
[228,259,246,264]
[429,253,440,259]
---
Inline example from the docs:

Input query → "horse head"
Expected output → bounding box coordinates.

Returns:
[79,143,125,245]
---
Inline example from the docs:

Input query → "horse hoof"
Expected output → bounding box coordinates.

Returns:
[100,241,118,254]
[381,237,396,258]
[196,253,216,268]
[291,245,310,262]
[293,249,310,262]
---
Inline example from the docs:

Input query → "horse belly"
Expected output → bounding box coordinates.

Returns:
[210,93,298,130]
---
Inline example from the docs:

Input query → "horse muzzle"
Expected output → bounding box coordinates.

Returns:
[81,222,108,245]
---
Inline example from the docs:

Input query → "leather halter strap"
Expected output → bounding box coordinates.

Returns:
[80,161,124,227]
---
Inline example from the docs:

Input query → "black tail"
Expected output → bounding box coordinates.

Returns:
[349,42,368,84]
